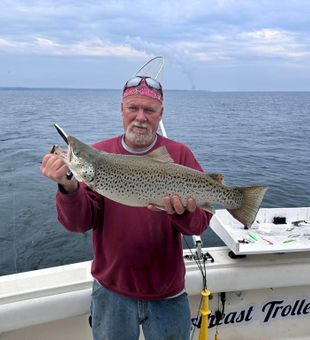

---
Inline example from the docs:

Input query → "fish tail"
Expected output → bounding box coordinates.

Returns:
[228,186,268,227]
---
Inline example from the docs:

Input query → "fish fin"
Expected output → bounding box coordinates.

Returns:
[228,186,269,227]
[145,146,174,163]
[209,173,225,184]
[200,203,215,214]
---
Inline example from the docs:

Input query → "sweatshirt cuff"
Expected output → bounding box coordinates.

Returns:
[58,182,80,194]
[169,208,211,235]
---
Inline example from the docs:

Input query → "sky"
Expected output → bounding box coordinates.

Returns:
[0,0,310,91]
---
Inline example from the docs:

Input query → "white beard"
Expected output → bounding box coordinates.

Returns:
[125,121,156,146]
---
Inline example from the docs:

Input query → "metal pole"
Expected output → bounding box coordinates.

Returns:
[134,56,167,137]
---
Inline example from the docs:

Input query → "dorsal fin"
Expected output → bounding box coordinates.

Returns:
[144,146,174,163]
[209,172,225,184]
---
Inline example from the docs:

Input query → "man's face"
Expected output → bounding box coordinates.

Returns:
[121,95,163,149]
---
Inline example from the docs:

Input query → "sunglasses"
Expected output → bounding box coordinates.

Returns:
[123,76,163,94]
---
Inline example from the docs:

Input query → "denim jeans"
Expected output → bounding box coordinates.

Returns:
[90,280,191,340]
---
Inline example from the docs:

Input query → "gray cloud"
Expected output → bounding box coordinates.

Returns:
[0,0,309,89]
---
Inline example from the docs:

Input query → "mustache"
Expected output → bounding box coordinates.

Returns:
[129,121,150,129]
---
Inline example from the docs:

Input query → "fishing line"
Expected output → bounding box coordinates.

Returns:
[11,165,18,273]
[183,236,208,339]
[183,236,207,287]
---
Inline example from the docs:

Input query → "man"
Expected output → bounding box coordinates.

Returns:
[41,76,212,340]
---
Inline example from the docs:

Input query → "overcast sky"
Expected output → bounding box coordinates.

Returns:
[0,0,309,90]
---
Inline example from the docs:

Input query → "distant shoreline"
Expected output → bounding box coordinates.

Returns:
[0,87,309,92]
[0,86,211,92]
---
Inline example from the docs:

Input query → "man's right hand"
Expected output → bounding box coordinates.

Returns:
[41,153,78,193]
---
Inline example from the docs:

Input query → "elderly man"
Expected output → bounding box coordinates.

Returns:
[41,76,212,340]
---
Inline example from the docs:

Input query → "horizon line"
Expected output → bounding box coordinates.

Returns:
[0,86,309,92]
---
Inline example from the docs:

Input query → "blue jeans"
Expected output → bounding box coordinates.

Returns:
[90,280,191,340]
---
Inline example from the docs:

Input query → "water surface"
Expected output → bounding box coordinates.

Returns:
[1,89,309,275]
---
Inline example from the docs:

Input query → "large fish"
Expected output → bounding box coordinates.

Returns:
[53,125,268,227]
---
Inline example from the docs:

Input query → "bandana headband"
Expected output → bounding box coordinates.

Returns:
[123,78,163,102]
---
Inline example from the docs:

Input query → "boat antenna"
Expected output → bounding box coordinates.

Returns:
[135,55,165,81]
[134,56,167,137]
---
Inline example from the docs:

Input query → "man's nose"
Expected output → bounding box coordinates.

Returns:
[135,109,147,121]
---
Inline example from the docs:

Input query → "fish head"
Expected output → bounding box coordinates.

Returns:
[66,136,96,183]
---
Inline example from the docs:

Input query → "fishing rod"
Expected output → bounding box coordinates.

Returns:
[136,56,213,339]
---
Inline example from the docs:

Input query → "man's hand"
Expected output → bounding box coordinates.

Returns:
[41,153,78,193]
[148,195,197,215]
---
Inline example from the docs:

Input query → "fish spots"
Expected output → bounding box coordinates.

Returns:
[69,145,245,211]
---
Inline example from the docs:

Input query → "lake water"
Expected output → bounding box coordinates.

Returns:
[0,89,309,275]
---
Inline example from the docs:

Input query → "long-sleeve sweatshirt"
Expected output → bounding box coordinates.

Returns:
[56,134,212,300]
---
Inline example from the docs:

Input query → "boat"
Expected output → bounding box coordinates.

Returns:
[2,58,309,339]
[1,207,310,339]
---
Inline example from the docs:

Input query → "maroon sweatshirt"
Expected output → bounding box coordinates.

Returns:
[56,134,211,300]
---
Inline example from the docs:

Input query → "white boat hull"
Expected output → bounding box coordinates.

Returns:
[1,246,310,339]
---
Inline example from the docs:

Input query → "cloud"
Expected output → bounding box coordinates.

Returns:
[240,29,310,59]
[124,27,310,66]
[1,1,309,41]
[1,1,310,56]
[174,29,310,63]
[0,25,309,68]
[0,1,309,89]
[0,36,148,58]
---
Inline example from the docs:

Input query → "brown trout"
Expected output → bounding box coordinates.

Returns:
[54,134,268,227]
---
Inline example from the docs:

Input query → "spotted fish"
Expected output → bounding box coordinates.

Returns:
[54,131,268,227]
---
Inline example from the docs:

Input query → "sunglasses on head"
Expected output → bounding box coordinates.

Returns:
[123,76,163,94]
